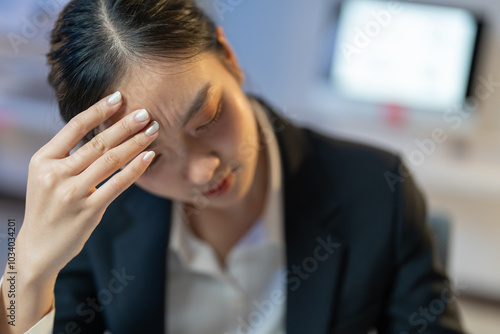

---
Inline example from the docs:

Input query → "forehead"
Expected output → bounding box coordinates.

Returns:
[109,55,218,125]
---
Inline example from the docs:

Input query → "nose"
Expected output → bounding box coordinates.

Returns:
[185,154,221,185]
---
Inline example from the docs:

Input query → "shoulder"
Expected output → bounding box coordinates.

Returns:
[299,125,427,249]
[304,128,400,171]
[255,96,406,202]
[301,127,404,195]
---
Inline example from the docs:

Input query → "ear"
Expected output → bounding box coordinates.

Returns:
[215,26,245,85]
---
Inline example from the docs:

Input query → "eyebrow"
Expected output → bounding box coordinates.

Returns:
[144,83,212,152]
[180,83,212,128]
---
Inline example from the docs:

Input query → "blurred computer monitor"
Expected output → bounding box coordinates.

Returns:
[329,0,482,113]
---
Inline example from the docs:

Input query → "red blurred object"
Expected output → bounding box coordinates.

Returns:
[383,104,408,127]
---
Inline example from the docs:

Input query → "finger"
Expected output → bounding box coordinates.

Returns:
[77,121,159,192]
[64,108,151,174]
[42,91,123,159]
[87,151,156,209]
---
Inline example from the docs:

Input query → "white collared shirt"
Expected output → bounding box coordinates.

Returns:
[167,99,287,334]
[7,99,286,334]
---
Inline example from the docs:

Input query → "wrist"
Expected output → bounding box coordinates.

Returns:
[6,233,59,288]
[2,266,57,294]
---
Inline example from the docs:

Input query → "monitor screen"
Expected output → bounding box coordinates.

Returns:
[330,0,480,112]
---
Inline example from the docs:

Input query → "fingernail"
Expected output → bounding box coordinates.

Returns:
[107,91,122,105]
[135,109,149,122]
[143,151,156,163]
[145,121,159,136]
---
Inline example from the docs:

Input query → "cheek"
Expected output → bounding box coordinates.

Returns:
[233,115,260,165]
[216,112,241,150]
[219,98,259,158]
[134,167,180,196]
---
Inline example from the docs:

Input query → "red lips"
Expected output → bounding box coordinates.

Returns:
[202,173,233,198]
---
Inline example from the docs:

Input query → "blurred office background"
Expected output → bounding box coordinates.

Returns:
[1,0,499,332]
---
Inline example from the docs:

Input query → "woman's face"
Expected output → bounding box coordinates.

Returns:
[108,51,263,212]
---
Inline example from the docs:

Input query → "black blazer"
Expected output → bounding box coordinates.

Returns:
[54,99,465,333]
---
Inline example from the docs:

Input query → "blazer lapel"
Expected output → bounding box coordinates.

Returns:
[109,190,172,333]
[260,100,347,334]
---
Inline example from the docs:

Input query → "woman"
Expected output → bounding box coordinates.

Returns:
[0,0,465,333]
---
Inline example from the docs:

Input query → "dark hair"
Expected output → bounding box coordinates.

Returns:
[48,0,223,128]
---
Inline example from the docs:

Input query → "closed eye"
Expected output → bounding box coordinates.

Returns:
[198,101,222,132]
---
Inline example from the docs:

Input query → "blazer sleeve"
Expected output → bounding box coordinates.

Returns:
[378,162,466,334]
[53,246,106,333]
